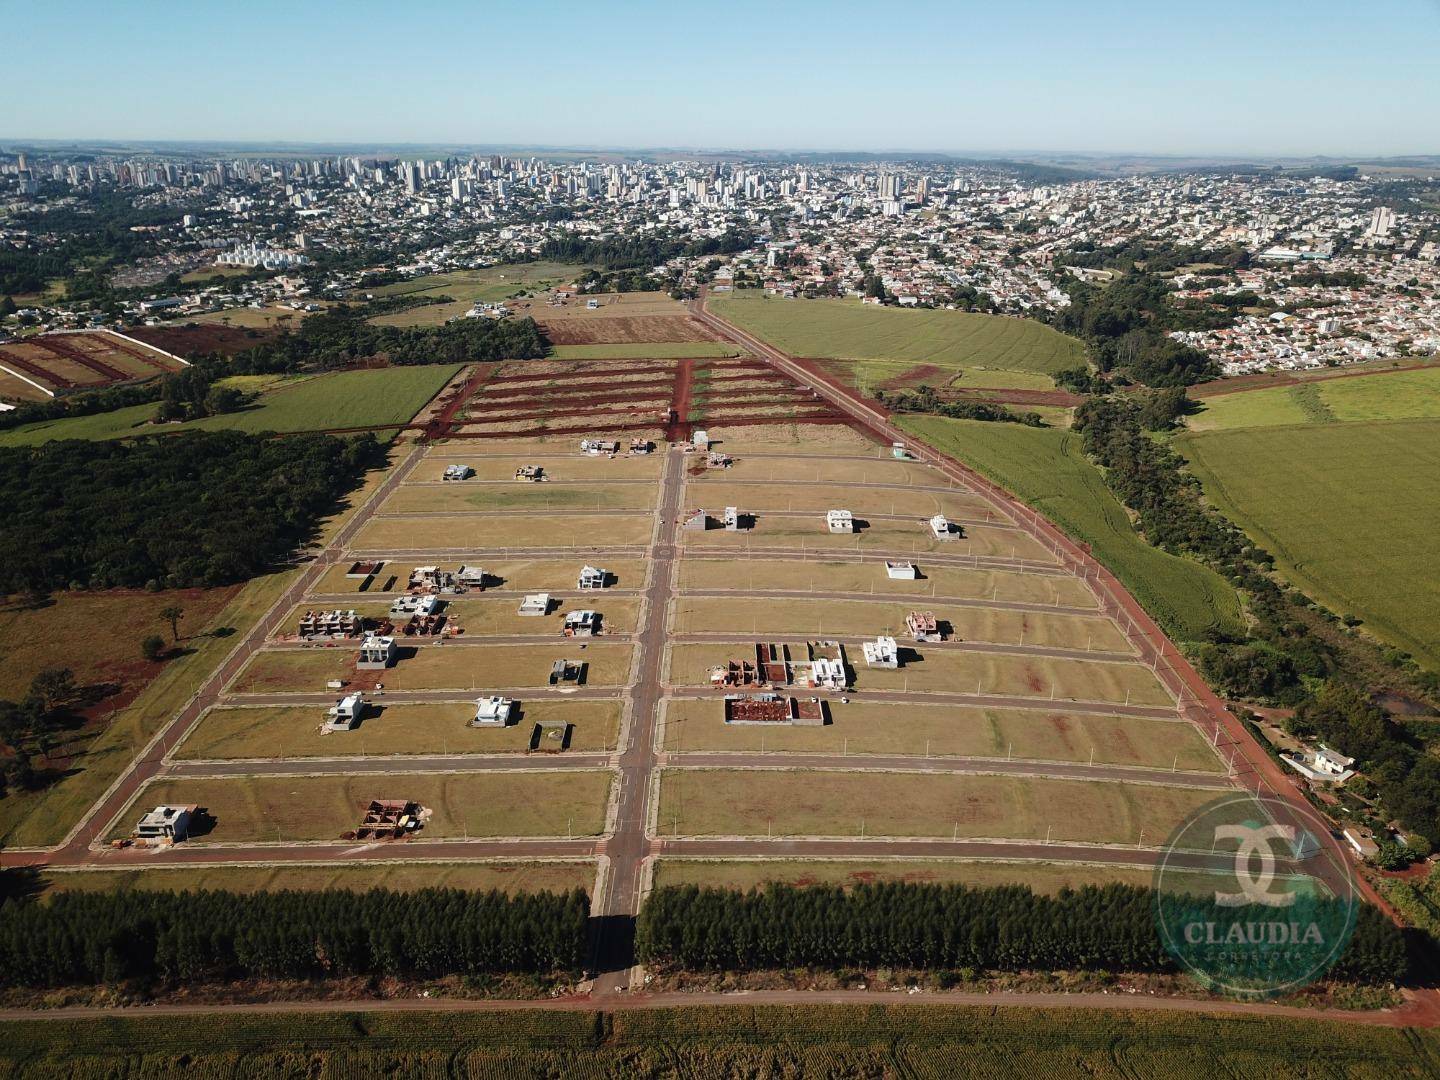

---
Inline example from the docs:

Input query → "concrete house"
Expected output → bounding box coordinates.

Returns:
[472,695,515,726]
[863,635,900,669]
[577,565,608,590]
[518,593,552,616]
[442,464,474,481]
[827,509,854,533]
[563,610,600,637]
[135,804,196,842]
[325,692,366,731]
[356,633,396,669]
[885,561,918,579]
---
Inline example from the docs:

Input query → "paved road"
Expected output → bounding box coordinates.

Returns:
[589,443,685,993]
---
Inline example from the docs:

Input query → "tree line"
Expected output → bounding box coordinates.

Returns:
[636,883,1406,986]
[0,430,385,593]
[875,384,1045,426]
[0,887,589,987]
[539,229,753,271]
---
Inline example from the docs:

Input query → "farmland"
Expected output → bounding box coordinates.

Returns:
[106,770,613,842]
[0,1005,1432,1077]
[653,858,1196,893]
[900,416,1243,642]
[710,292,1086,375]
[0,365,460,446]
[1188,365,1440,432]
[1179,417,1440,669]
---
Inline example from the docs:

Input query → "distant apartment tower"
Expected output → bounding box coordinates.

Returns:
[403,161,421,194]
[878,173,901,200]
[1366,206,1395,239]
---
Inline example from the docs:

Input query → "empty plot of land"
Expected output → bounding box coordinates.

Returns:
[0,367,50,402]
[232,642,634,693]
[1189,366,1440,432]
[176,699,623,759]
[418,455,662,482]
[704,424,881,456]
[312,557,648,595]
[682,518,1057,562]
[670,597,1129,653]
[666,643,1171,706]
[657,768,1219,842]
[678,558,1097,609]
[715,456,941,485]
[353,513,655,551]
[661,698,1219,770]
[381,483,659,514]
[549,342,740,360]
[38,861,596,896]
[683,481,994,520]
[108,770,613,842]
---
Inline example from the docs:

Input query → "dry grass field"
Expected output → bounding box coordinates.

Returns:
[665,643,1172,706]
[176,699,623,759]
[703,424,881,455]
[231,642,634,693]
[660,698,1221,770]
[677,557,1097,608]
[108,770,613,842]
[668,597,1130,652]
[656,768,1217,842]
[381,482,657,514]
[353,512,655,551]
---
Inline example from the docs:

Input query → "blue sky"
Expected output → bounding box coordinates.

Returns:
[7,0,1439,156]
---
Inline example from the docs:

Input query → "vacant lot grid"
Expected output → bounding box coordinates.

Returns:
[1180,418,1440,670]
[354,512,655,551]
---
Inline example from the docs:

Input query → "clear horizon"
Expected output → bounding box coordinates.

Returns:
[8,0,1440,157]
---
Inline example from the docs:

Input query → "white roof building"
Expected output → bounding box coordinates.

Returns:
[862,636,900,668]
[929,514,954,540]
[885,561,918,579]
[326,692,366,731]
[472,695,515,726]
[518,593,552,616]
[827,509,854,533]
[135,804,196,841]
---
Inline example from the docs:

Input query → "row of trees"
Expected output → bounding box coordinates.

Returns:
[155,364,247,422]
[636,883,1407,985]
[0,888,589,987]
[538,229,752,270]
[0,430,385,592]
[874,385,1045,427]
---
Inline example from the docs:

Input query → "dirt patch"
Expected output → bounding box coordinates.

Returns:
[539,315,719,345]
[877,363,948,391]
[127,323,280,358]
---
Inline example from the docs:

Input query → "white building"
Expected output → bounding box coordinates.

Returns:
[885,561,918,579]
[472,695,515,726]
[929,514,954,541]
[442,464,474,481]
[863,635,900,669]
[827,509,854,533]
[356,633,396,669]
[325,692,366,731]
[390,593,441,618]
[135,804,196,842]
[578,565,608,590]
[518,593,552,616]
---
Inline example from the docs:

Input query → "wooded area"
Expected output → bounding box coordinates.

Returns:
[0,430,384,591]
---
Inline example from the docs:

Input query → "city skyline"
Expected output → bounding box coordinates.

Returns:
[7,0,1440,157]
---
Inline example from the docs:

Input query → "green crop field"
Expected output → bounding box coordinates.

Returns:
[1179,418,1440,670]
[2,1005,1434,1077]
[0,366,459,446]
[711,292,1086,375]
[901,416,1242,642]
[1190,366,1440,432]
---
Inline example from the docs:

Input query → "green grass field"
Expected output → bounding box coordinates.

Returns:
[711,293,1086,375]
[2,1005,1433,1077]
[1179,418,1440,669]
[901,416,1243,642]
[1190,367,1440,432]
[824,357,1062,396]
[364,262,585,327]
[0,366,459,446]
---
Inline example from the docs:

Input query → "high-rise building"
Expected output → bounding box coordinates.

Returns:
[403,161,421,194]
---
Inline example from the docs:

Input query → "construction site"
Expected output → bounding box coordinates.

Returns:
[0,329,188,401]
[3,304,1308,1003]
